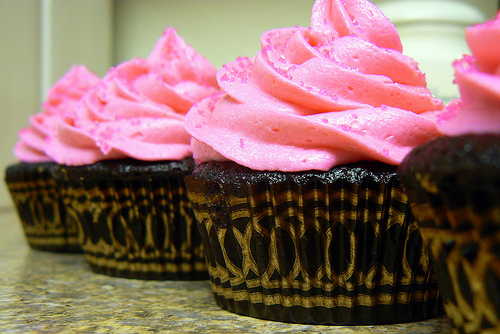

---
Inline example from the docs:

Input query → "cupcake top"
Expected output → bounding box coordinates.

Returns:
[185,0,443,172]
[437,11,500,136]
[42,28,218,166]
[14,65,100,163]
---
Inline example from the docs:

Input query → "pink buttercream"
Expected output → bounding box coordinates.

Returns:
[437,11,500,135]
[185,0,443,172]
[44,28,219,166]
[14,65,100,162]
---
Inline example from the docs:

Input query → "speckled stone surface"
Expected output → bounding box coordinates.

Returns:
[0,208,452,333]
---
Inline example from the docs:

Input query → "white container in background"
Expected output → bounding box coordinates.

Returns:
[374,0,494,103]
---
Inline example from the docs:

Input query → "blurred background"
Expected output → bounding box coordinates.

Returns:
[1,0,499,208]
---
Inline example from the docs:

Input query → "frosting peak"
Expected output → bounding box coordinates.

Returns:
[466,11,500,75]
[44,28,219,166]
[185,0,442,172]
[438,11,500,135]
[311,0,402,52]
[14,65,100,162]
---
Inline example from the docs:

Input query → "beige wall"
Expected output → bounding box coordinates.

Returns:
[113,0,315,68]
[0,0,40,208]
[0,0,498,208]
[0,0,112,208]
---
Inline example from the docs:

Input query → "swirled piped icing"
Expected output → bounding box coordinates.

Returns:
[438,11,500,135]
[185,0,443,172]
[14,65,100,162]
[44,28,219,166]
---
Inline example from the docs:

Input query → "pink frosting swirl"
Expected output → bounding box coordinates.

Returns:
[438,11,500,135]
[45,28,219,166]
[14,65,100,162]
[185,0,443,172]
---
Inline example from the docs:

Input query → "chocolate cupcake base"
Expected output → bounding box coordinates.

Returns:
[5,162,81,252]
[58,158,208,280]
[186,161,443,325]
[399,134,500,333]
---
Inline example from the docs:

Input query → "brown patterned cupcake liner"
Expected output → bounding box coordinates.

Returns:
[5,162,81,252]
[399,135,500,333]
[57,158,208,280]
[185,161,443,325]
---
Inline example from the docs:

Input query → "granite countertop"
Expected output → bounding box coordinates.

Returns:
[0,208,452,333]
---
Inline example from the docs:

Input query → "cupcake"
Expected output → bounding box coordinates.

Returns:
[184,0,444,325]
[41,28,218,279]
[399,11,500,333]
[5,65,100,252]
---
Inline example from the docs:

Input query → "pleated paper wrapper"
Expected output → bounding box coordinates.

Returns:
[57,158,208,280]
[399,135,500,333]
[186,161,443,325]
[5,162,81,252]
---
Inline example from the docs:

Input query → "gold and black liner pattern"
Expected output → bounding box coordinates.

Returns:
[5,162,80,252]
[58,159,208,280]
[399,135,500,333]
[411,203,500,334]
[186,162,443,325]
